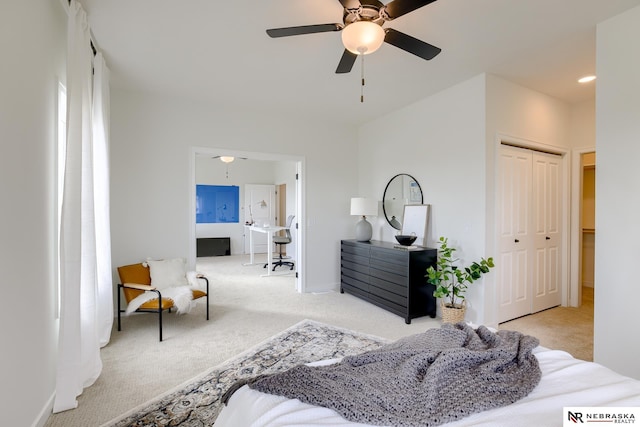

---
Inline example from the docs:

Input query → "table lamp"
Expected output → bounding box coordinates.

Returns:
[350,197,378,242]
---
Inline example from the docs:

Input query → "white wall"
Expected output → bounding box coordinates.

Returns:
[485,75,571,148]
[569,100,596,149]
[358,75,489,322]
[110,89,358,292]
[357,73,577,326]
[594,5,640,379]
[485,74,572,325]
[0,0,66,425]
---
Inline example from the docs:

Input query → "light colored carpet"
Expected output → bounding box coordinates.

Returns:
[104,319,389,427]
[45,255,593,427]
[500,286,594,361]
[45,255,440,427]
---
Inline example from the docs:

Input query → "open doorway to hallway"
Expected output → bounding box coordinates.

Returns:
[189,147,305,292]
[580,152,596,306]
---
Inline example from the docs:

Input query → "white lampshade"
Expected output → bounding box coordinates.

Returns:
[350,197,378,217]
[220,156,235,163]
[341,21,385,55]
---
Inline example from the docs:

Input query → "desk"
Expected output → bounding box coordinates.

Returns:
[245,225,284,276]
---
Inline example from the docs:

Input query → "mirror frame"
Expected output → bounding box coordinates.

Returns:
[382,173,423,230]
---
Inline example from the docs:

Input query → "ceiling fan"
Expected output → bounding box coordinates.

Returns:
[266,0,442,74]
[212,155,248,163]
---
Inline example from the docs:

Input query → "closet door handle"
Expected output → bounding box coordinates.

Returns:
[546,236,550,240]
[514,239,519,243]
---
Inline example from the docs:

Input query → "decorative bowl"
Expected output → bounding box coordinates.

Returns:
[395,234,417,246]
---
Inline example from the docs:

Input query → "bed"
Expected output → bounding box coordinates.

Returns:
[216,325,640,427]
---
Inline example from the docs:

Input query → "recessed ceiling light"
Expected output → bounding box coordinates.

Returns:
[578,75,596,83]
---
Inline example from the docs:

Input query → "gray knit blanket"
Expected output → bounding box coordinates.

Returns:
[228,323,541,427]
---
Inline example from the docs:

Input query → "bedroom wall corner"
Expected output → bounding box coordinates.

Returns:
[484,74,572,326]
[594,4,640,380]
[357,74,489,323]
[109,89,359,295]
[0,0,67,425]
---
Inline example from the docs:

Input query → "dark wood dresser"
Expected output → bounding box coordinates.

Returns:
[340,239,437,324]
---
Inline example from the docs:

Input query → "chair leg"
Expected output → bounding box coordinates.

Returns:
[117,284,122,332]
[203,276,210,321]
[158,302,163,342]
[151,289,163,342]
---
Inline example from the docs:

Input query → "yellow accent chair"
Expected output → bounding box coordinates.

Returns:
[117,262,209,341]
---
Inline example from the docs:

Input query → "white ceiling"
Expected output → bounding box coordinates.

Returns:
[82,0,640,125]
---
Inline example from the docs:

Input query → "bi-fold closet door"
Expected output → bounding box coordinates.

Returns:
[497,145,562,323]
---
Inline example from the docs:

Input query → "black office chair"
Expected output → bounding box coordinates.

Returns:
[265,214,295,271]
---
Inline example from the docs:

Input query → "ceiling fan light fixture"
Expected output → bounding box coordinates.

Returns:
[220,156,235,163]
[341,21,385,55]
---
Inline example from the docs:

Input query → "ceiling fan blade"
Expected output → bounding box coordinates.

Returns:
[266,23,342,38]
[384,28,441,61]
[338,0,362,9]
[335,49,358,74]
[383,0,437,20]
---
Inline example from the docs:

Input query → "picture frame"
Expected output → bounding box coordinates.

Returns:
[401,204,430,247]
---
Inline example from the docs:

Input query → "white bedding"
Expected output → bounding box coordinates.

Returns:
[216,347,640,427]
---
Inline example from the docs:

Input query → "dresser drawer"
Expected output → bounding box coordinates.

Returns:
[369,281,408,307]
[341,279,369,297]
[370,247,407,265]
[368,292,407,315]
[370,258,407,276]
[369,266,407,287]
[342,242,370,257]
[341,251,369,267]
[341,266,369,284]
[369,275,407,296]
[341,259,369,276]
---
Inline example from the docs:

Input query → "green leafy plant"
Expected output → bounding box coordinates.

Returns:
[426,236,495,308]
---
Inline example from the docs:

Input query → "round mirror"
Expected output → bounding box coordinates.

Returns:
[382,174,423,230]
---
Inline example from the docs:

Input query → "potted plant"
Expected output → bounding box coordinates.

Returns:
[426,236,495,323]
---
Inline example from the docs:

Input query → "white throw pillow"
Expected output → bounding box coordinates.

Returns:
[146,258,188,289]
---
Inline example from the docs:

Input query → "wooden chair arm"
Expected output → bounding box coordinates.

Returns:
[121,282,156,291]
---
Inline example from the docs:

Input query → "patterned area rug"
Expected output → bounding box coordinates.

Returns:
[102,319,389,427]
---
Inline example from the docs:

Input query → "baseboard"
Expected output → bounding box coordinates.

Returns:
[32,393,54,427]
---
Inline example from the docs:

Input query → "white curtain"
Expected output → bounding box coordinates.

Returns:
[92,52,114,346]
[54,0,113,413]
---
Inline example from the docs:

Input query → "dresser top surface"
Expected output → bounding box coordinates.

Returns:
[342,239,435,252]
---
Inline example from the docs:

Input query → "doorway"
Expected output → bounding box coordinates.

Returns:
[189,147,305,292]
[243,184,276,254]
[276,183,289,257]
[579,152,596,304]
[569,149,596,307]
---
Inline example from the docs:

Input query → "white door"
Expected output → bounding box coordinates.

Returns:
[498,147,533,322]
[531,152,562,312]
[244,184,276,254]
[497,146,563,322]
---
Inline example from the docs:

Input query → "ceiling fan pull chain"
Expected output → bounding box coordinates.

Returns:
[360,54,365,103]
